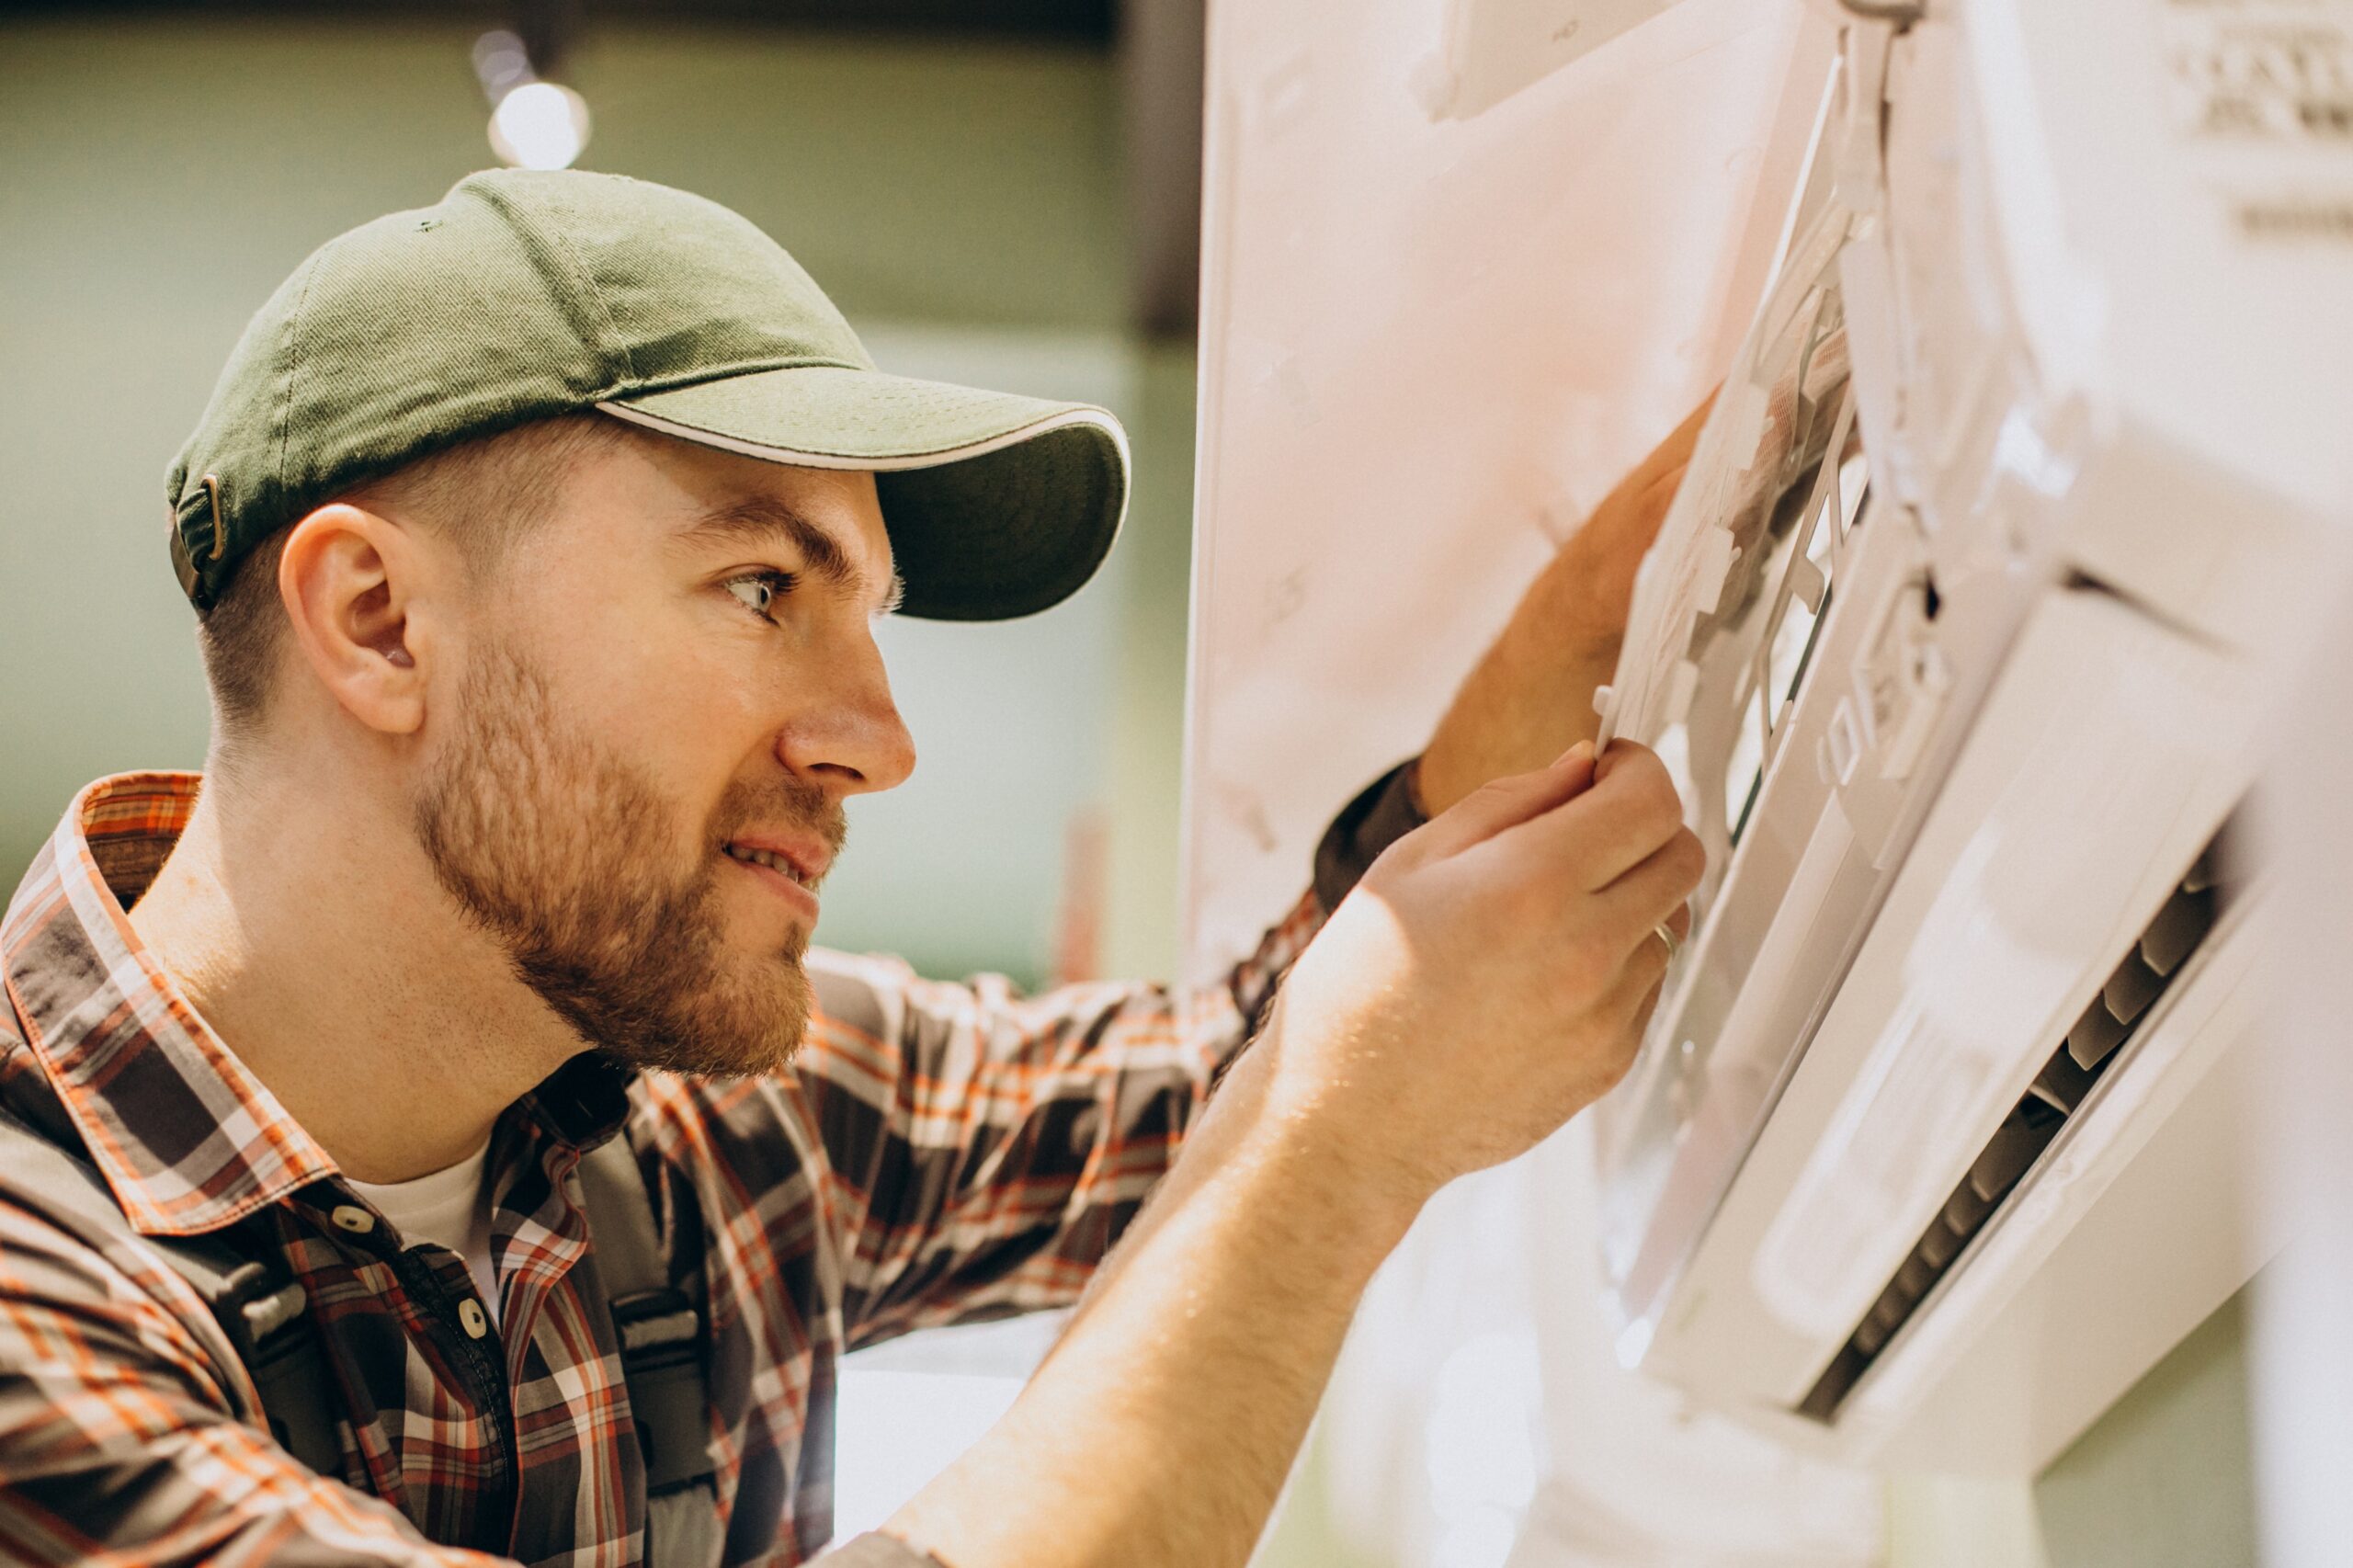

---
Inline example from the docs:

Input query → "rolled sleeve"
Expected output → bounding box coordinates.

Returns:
[797,892,1322,1347]
[1312,758,1430,912]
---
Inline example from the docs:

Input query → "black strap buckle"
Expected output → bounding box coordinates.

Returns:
[611,1287,714,1493]
[210,1259,340,1473]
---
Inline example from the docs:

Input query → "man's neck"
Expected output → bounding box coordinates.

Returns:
[126,761,584,1184]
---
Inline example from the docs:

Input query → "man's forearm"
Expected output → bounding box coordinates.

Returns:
[1418,396,1710,815]
[885,1015,1420,1568]
[1417,581,1620,815]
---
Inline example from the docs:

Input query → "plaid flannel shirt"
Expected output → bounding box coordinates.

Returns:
[0,767,1419,1567]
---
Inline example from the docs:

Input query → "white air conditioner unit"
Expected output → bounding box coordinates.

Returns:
[1590,0,2352,1472]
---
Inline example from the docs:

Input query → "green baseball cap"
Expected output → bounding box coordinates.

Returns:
[166,168,1128,620]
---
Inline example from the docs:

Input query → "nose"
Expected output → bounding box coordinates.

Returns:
[777,630,915,798]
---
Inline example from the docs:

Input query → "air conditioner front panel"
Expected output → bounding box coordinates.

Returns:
[1600,481,1949,1346]
[1586,0,2347,1471]
[1857,892,2280,1473]
[1643,579,2255,1415]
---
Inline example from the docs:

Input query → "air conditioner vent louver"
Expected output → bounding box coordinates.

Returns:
[1793,831,2235,1423]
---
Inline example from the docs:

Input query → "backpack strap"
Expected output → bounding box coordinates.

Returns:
[3,1096,721,1563]
[0,1101,344,1477]
[576,1132,724,1568]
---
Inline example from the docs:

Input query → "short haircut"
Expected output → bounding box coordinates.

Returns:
[196,414,635,744]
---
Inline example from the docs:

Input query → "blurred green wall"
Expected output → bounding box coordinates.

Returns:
[2035,1288,2260,1568]
[0,15,1192,986]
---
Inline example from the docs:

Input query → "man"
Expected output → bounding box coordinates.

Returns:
[0,169,1703,1568]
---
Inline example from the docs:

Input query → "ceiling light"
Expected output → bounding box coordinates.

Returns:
[473,28,590,171]
[489,80,591,171]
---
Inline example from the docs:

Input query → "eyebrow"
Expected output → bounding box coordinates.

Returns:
[680,494,905,615]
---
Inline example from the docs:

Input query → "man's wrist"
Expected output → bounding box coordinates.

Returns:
[1233,1110,1427,1271]
[1234,1009,1435,1249]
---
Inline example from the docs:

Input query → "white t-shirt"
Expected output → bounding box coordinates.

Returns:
[347,1142,498,1323]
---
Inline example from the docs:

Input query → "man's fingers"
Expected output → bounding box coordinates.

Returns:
[1530,742,1686,891]
[1621,971,1669,1053]
[1637,460,1688,506]
[1579,841,1697,1053]
[1405,744,1597,862]
[1597,827,1706,935]
[1609,459,1692,562]
[1665,385,1720,453]
[1596,926,1673,1052]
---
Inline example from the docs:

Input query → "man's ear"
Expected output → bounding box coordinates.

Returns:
[276,502,432,736]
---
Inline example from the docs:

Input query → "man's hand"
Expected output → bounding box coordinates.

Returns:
[1416,395,1712,816]
[1275,739,1700,1201]
[887,742,1699,1568]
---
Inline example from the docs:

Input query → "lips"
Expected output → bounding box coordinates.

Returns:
[721,837,826,890]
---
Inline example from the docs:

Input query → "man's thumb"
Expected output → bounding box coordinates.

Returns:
[1403,743,1597,862]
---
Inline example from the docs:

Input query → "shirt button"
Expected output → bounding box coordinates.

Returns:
[330,1205,375,1235]
[459,1299,490,1339]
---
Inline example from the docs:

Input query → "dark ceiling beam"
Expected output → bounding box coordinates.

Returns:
[6,0,1197,333]
[0,0,1116,43]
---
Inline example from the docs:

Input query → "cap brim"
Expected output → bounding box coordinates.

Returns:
[597,365,1128,621]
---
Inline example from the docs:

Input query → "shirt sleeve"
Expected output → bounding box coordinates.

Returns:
[795,760,1428,1349]
[0,1196,510,1568]
[1312,759,1429,912]
[798,892,1316,1347]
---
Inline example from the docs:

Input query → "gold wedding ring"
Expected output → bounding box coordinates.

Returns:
[1653,920,1680,961]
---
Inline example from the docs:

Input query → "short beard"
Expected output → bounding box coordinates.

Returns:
[413,640,841,1078]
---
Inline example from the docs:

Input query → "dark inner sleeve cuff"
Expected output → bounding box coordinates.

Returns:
[1312,758,1430,913]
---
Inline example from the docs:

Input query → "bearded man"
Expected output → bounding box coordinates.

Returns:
[0,170,1703,1568]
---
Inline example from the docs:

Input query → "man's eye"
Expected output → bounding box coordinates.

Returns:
[724,570,795,619]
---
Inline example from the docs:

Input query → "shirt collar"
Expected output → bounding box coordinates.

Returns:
[2,772,634,1237]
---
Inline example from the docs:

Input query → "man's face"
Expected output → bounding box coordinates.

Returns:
[410,427,915,1076]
